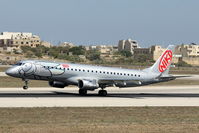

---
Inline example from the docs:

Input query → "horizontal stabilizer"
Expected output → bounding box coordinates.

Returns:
[158,75,190,81]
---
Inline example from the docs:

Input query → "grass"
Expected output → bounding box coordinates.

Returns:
[0,67,9,72]
[0,107,199,133]
[0,77,49,88]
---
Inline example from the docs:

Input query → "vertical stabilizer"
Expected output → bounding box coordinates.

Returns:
[147,45,175,75]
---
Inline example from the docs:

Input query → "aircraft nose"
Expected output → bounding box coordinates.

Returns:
[5,67,18,77]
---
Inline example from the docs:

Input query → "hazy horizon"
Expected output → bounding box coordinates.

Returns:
[0,0,199,47]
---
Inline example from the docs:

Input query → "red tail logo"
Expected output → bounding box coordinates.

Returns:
[158,50,173,72]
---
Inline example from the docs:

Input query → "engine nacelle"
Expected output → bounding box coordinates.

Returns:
[49,81,66,88]
[78,79,99,90]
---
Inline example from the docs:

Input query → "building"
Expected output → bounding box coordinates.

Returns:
[0,32,41,51]
[0,53,24,64]
[173,43,199,66]
[84,46,90,51]
[84,45,118,60]
[0,32,33,40]
[132,45,164,61]
[96,45,113,54]
[89,45,97,50]
[0,32,51,52]
[85,45,116,56]
[59,42,75,48]
[40,41,52,48]
[133,46,165,62]
[150,45,181,64]
[175,43,199,57]
[150,45,167,61]
[134,48,152,58]
[118,39,138,54]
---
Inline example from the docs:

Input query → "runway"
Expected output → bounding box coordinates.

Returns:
[0,72,7,76]
[1,86,199,107]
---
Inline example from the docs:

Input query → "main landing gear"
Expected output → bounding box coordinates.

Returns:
[98,86,107,96]
[79,89,87,95]
[78,89,107,96]
[98,90,107,96]
[78,86,108,96]
[23,79,29,90]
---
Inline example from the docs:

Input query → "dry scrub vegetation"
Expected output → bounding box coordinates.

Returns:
[0,107,199,133]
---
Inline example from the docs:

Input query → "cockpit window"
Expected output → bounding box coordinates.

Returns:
[14,62,25,66]
[15,62,22,66]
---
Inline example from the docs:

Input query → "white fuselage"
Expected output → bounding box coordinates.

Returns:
[5,45,175,95]
[6,60,159,87]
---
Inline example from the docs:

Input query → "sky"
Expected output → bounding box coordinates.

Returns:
[0,0,199,47]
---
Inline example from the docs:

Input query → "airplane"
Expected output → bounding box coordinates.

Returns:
[6,45,177,96]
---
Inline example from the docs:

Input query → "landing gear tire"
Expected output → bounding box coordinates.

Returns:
[23,86,28,90]
[98,90,107,96]
[79,89,87,95]
[22,79,29,90]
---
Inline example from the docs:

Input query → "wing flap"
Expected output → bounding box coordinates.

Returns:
[98,79,142,86]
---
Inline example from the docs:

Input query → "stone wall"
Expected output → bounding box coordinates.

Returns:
[182,57,199,66]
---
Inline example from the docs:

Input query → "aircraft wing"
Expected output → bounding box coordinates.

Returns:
[98,79,142,86]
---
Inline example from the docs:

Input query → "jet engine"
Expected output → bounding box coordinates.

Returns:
[78,79,99,90]
[49,81,66,88]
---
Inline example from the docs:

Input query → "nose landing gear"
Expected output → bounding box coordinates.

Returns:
[23,80,29,90]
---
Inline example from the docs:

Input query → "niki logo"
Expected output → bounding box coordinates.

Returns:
[62,64,69,68]
[158,50,173,72]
